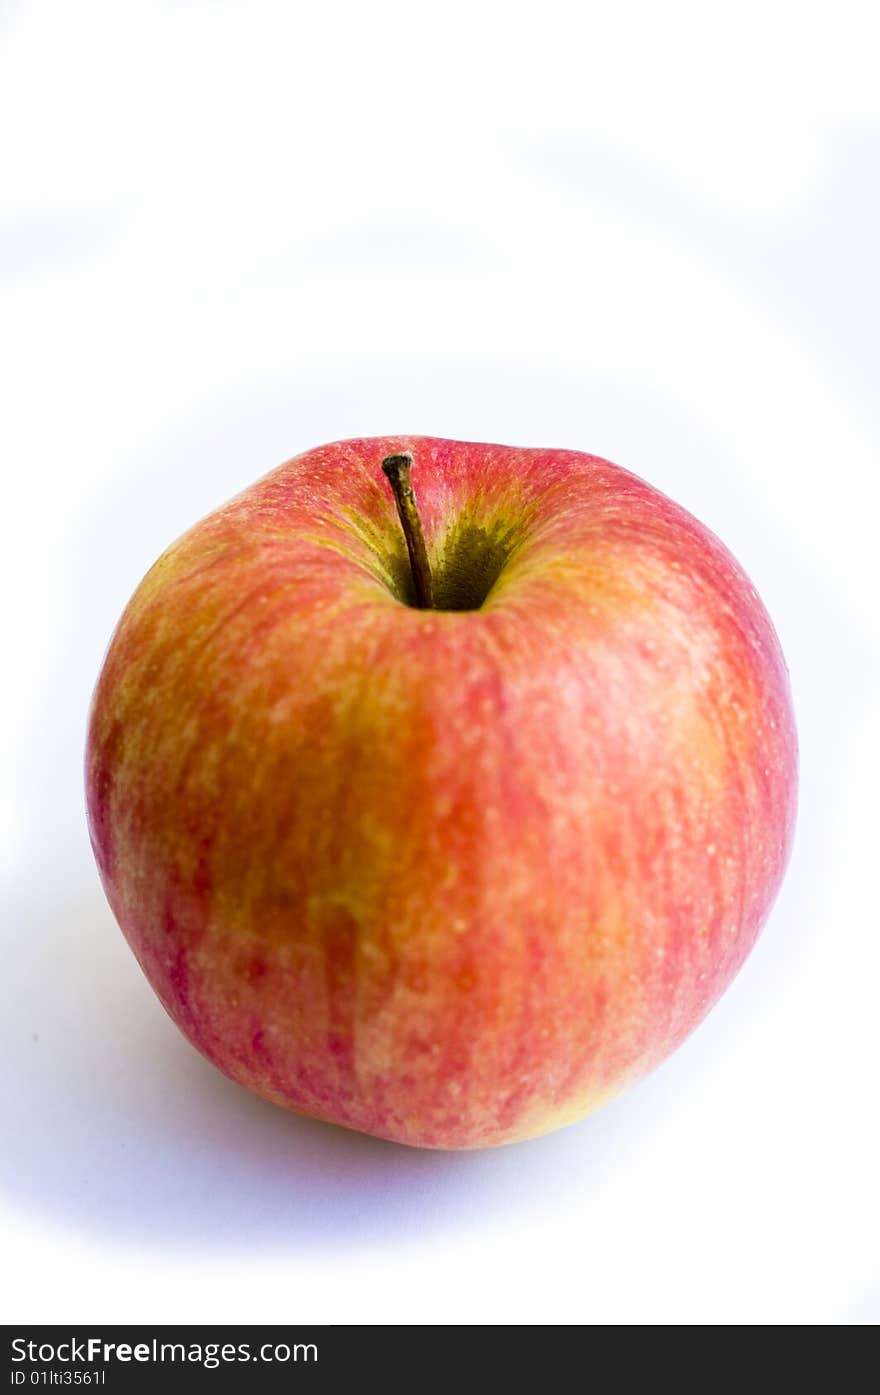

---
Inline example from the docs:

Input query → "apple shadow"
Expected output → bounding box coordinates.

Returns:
[2,875,647,1253]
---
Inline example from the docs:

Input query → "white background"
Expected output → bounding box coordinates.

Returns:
[3,0,879,1325]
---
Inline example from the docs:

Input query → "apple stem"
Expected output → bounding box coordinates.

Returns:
[382,452,434,609]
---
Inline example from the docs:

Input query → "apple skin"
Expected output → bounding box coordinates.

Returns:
[85,436,797,1149]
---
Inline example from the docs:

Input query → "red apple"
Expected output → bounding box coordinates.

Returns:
[85,436,797,1148]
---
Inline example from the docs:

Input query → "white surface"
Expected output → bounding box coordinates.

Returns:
[3,0,879,1326]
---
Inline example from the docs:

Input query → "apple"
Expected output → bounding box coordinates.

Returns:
[85,436,797,1149]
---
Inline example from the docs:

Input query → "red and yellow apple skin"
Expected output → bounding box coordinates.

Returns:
[85,436,797,1149]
